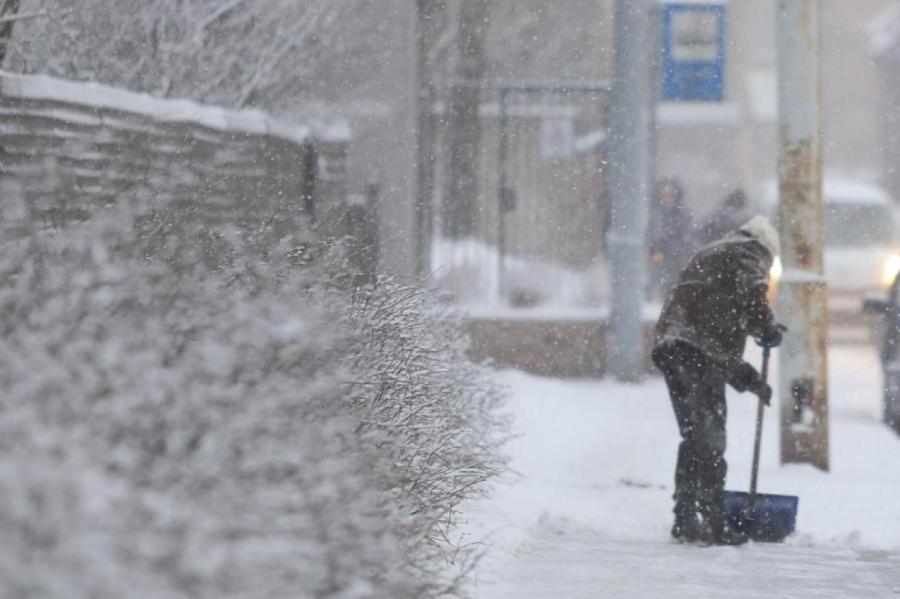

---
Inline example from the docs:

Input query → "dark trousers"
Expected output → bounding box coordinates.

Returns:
[653,342,728,523]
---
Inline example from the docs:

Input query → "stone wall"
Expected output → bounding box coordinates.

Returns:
[0,72,349,237]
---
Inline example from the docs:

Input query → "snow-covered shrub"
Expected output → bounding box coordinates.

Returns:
[0,198,505,597]
[347,277,508,579]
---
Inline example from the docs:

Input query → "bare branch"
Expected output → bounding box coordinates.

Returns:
[197,0,248,32]
[0,7,74,25]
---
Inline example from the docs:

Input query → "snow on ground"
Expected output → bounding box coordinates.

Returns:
[464,344,900,597]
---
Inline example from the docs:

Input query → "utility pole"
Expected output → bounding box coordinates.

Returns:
[414,0,445,276]
[607,0,653,381]
[442,0,488,240]
[776,0,829,470]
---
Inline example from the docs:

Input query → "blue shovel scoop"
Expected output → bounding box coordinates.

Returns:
[722,341,798,542]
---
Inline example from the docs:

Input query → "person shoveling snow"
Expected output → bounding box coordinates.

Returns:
[652,216,785,546]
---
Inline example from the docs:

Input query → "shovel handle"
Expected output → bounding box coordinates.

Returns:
[748,345,770,506]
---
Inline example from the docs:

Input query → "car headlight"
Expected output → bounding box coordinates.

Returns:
[770,255,783,282]
[883,254,900,287]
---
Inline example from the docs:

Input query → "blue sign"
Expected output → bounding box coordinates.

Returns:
[661,3,726,102]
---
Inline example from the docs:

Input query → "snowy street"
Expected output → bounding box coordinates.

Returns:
[8,2,900,596]
[465,345,900,597]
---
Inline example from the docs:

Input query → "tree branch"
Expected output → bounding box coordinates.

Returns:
[0,6,75,25]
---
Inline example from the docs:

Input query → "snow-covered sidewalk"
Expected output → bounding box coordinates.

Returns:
[465,345,900,597]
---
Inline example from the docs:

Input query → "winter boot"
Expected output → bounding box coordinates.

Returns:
[710,521,749,546]
[701,511,748,546]
[671,510,704,543]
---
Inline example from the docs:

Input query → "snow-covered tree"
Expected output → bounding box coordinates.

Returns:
[5,0,381,109]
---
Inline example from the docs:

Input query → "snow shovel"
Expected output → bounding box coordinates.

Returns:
[722,343,799,542]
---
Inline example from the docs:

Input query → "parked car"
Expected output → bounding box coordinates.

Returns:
[863,276,900,432]
[758,178,900,315]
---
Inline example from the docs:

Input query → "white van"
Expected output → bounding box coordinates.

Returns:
[759,178,899,296]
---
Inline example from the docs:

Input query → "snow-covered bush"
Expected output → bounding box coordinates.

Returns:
[347,277,508,573]
[0,196,505,597]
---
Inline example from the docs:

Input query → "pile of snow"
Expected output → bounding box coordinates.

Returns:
[431,237,609,309]
[0,199,505,597]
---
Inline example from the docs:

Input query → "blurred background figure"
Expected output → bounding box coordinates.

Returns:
[698,188,749,246]
[648,178,693,300]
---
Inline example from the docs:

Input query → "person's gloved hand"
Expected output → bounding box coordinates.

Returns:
[751,381,773,406]
[757,323,788,348]
[729,362,761,393]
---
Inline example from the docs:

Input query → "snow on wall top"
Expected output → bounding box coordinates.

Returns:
[759,177,893,207]
[0,71,350,144]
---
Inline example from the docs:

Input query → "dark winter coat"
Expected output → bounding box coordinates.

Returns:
[653,231,776,378]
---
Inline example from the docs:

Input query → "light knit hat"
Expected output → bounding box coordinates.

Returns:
[739,215,780,257]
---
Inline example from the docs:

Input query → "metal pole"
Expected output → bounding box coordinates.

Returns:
[497,88,509,301]
[776,0,829,470]
[646,2,661,233]
[442,0,488,240]
[414,0,444,277]
[607,0,652,382]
